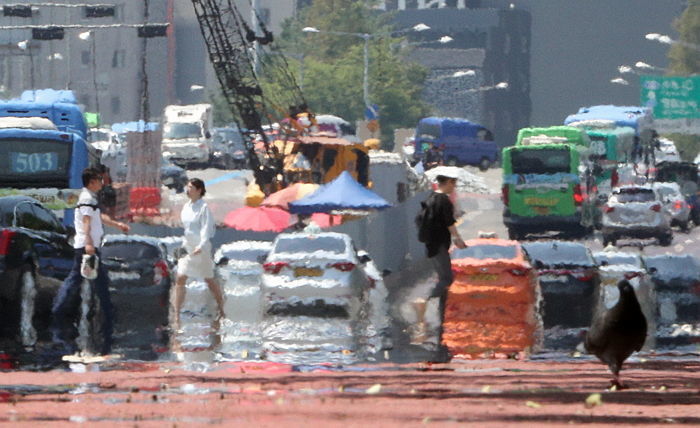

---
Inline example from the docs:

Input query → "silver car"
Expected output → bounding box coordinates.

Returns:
[601,185,673,247]
[653,182,691,232]
[214,240,273,359]
[593,250,656,350]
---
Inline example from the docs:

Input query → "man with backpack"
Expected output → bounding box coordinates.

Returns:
[415,171,466,359]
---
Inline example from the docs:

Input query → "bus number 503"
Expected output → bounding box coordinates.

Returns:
[10,152,59,173]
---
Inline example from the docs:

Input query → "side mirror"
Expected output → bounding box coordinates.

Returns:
[648,267,658,275]
[257,254,268,264]
[535,260,544,269]
[205,131,212,139]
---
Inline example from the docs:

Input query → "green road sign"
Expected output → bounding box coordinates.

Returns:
[640,75,700,119]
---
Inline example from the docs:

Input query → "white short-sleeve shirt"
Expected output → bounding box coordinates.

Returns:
[73,187,104,249]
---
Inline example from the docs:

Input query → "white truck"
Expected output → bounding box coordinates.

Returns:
[162,104,213,166]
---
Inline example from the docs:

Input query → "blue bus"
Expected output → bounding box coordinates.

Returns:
[0,128,97,216]
[0,90,89,140]
[0,91,96,225]
[413,117,498,171]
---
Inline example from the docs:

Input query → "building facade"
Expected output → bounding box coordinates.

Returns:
[391,3,532,148]
[0,0,170,125]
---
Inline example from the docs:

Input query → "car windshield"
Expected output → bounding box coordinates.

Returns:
[594,253,642,268]
[523,242,594,267]
[511,148,571,174]
[644,255,700,280]
[164,123,201,139]
[452,244,517,260]
[274,236,346,254]
[614,188,655,203]
[102,241,161,261]
[221,249,268,263]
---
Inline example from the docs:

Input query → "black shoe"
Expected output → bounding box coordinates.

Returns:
[429,345,452,363]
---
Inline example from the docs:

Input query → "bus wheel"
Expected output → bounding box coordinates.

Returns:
[446,157,459,167]
[507,227,521,241]
[479,157,491,171]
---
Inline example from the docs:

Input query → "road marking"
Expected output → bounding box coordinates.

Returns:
[205,171,244,186]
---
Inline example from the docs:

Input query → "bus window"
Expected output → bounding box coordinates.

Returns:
[0,138,72,188]
[511,148,570,175]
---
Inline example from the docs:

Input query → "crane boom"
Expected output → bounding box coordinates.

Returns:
[191,0,307,185]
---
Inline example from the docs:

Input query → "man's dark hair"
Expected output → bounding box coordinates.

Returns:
[189,177,206,196]
[436,175,456,184]
[82,167,102,187]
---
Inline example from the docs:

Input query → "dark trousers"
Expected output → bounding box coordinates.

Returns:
[429,245,453,346]
[51,248,114,354]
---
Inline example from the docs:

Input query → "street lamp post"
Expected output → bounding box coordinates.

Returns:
[79,31,100,113]
[17,40,35,94]
[646,32,700,52]
[302,23,431,109]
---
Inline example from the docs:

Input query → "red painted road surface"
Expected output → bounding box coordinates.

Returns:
[0,357,699,426]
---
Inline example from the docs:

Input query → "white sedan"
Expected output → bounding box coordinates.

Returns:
[260,232,389,363]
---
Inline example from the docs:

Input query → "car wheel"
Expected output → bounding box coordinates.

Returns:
[680,220,691,233]
[478,157,491,171]
[602,234,616,247]
[658,233,673,247]
[446,157,458,167]
[17,265,38,348]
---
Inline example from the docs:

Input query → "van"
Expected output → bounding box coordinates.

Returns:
[413,117,498,170]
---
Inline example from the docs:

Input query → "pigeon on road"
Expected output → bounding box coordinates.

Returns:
[585,280,647,388]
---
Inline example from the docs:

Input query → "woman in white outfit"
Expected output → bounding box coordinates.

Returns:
[173,178,225,332]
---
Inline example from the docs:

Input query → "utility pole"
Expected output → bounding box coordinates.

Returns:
[251,0,260,75]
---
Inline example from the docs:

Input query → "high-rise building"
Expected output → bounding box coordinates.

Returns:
[0,0,171,125]
[389,2,531,148]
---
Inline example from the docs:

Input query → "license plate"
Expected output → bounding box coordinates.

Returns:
[533,206,550,215]
[108,271,140,281]
[294,267,323,277]
[469,273,498,282]
[524,197,557,206]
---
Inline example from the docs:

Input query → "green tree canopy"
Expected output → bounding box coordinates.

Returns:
[668,0,700,75]
[259,0,431,145]
[666,0,700,161]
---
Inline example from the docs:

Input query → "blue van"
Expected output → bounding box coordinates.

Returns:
[413,117,498,171]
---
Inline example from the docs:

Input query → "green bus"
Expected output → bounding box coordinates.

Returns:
[516,126,591,148]
[501,142,598,240]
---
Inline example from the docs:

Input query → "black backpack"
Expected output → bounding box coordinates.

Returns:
[415,196,435,243]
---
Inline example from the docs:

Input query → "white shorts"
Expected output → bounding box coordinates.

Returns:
[177,242,215,279]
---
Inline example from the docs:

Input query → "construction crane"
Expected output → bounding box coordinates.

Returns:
[190,0,311,186]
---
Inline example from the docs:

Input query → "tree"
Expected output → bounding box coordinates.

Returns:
[668,0,700,75]
[666,1,700,161]
[259,0,431,146]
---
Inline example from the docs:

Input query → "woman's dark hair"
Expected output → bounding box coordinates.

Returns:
[82,167,102,187]
[189,178,206,196]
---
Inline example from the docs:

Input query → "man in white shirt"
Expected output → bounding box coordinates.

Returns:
[51,167,130,355]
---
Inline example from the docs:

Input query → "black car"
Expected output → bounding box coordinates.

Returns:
[522,241,599,350]
[0,196,74,348]
[644,254,700,349]
[100,234,173,359]
[160,157,188,193]
[103,147,188,193]
[211,127,248,169]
